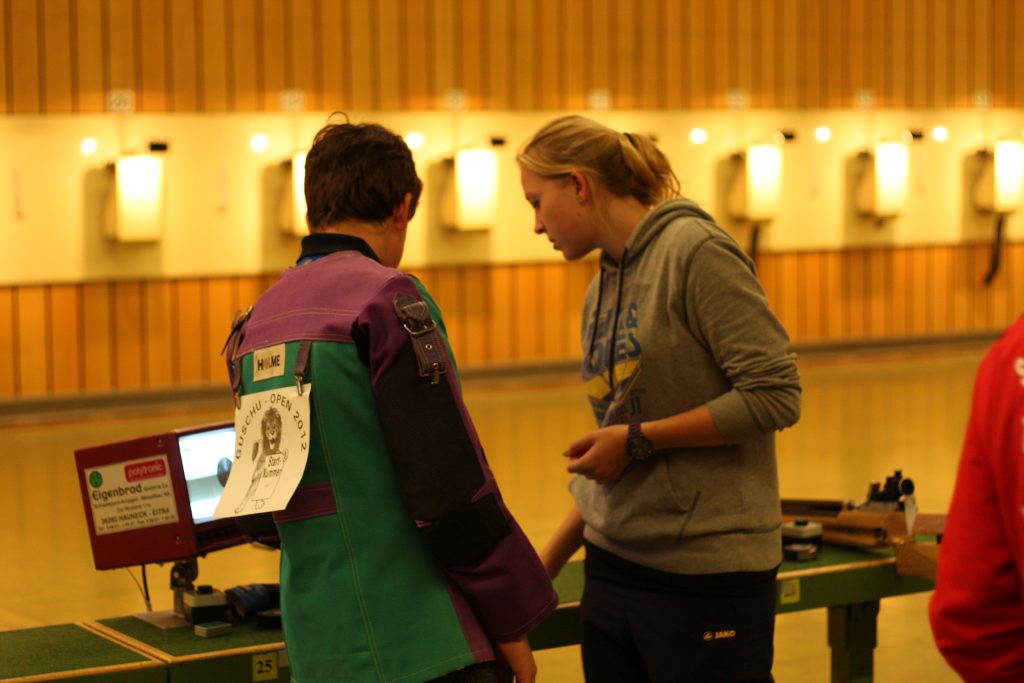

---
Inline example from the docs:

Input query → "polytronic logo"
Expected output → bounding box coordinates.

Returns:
[124,459,167,482]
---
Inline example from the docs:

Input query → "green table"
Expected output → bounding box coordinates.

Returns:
[91,617,289,683]
[0,623,163,683]
[528,544,934,683]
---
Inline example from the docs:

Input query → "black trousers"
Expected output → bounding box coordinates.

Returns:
[430,662,499,683]
[581,542,777,683]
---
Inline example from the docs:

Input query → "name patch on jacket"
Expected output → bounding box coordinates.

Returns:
[214,384,311,518]
[253,344,286,382]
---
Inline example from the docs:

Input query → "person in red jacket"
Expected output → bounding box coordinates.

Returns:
[930,314,1024,681]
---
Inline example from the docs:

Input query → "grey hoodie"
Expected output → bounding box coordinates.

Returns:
[572,198,802,574]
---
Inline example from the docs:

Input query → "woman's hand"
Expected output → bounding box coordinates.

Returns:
[495,635,537,683]
[565,425,631,485]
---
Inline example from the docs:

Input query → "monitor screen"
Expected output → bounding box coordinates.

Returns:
[178,425,235,523]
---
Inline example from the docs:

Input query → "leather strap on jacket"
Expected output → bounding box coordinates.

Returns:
[393,293,447,384]
[273,482,336,523]
[222,306,252,407]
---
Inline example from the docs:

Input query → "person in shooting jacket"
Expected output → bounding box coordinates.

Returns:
[223,118,556,683]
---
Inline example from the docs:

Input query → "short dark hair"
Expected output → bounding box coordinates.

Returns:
[304,118,423,230]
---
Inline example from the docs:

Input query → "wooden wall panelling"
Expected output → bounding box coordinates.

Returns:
[889,247,910,337]
[820,250,844,340]
[485,0,510,110]
[992,0,1010,107]
[663,0,685,109]
[610,0,634,107]
[74,0,104,112]
[708,0,729,108]
[0,0,8,113]
[112,280,144,391]
[589,0,612,101]
[1010,244,1024,320]
[318,0,346,110]
[49,284,82,395]
[15,286,47,397]
[10,0,40,112]
[431,0,457,109]
[905,247,928,335]
[377,0,403,110]
[949,243,972,332]
[756,0,778,108]
[348,0,376,110]
[965,243,986,329]
[801,0,823,108]
[461,266,489,366]
[908,0,929,107]
[81,283,113,393]
[511,0,536,109]
[734,0,754,108]
[868,0,891,107]
[951,0,970,106]
[174,279,206,385]
[488,265,515,363]
[537,0,561,109]
[513,265,541,362]
[930,0,950,108]
[199,0,229,111]
[778,0,798,109]
[641,0,664,110]
[971,0,992,104]
[0,288,14,397]
[136,0,168,112]
[402,0,428,109]
[823,0,844,108]
[776,253,801,342]
[847,0,866,106]
[235,276,265,316]
[205,278,236,386]
[458,0,484,110]
[1015,0,1024,107]
[799,252,824,342]
[259,0,286,110]
[41,0,72,112]
[538,263,567,359]
[986,243,1010,329]
[143,280,175,388]
[106,0,135,95]
[925,246,950,333]
[431,266,465,361]
[563,0,586,110]
[227,0,258,111]
[169,0,198,111]
[866,247,891,338]
[287,0,318,110]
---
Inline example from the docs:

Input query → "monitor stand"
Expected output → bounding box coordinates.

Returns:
[132,558,198,630]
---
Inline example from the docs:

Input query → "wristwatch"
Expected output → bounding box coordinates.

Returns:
[626,420,654,462]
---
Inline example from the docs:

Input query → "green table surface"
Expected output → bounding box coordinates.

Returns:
[97,616,285,660]
[0,623,158,680]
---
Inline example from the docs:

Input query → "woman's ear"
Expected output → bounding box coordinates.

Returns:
[570,171,591,205]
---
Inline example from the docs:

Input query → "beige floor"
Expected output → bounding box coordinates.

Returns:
[0,344,981,682]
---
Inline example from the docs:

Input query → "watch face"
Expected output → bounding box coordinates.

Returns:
[627,424,653,461]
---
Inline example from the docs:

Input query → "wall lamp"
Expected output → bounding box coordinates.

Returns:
[856,139,910,224]
[105,142,169,243]
[442,137,504,231]
[974,138,1024,284]
[279,151,308,237]
[727,131,792,258]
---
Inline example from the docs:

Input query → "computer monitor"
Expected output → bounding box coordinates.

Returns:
[75,422,249,571]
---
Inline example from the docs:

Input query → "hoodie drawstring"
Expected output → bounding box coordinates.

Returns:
[587,249,628,400]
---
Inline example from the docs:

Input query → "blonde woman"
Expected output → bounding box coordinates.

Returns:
[518,115,801,682]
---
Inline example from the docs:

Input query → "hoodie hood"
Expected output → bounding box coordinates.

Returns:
[606,198,716,271]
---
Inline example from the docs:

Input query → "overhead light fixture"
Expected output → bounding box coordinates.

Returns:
[932,126,949,143]
[814,126,831,143]
[80,138,98,155]
[250,134,270,153]
[689,128,708,145]
[405,131,425,151]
